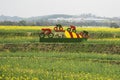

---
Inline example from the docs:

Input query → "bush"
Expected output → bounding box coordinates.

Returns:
[110,23,119,28]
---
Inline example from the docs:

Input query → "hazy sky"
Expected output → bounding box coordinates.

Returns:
[0,0,120,17]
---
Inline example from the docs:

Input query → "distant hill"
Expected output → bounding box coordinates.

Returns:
[0,14,120,22]
[27,14,109,22]
[0,15,23,21]
[0,14,120,27]
[26,14,74,22]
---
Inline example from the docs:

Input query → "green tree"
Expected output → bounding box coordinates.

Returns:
[110,23,119,28]
[18,20,27,26]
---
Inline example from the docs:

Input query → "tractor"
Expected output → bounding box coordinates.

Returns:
[39,28,54,38]
[39,24,89,42]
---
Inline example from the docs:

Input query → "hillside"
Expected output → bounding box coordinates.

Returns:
[0,14,120,26]
[0,15,23,21]
[0,14,120,22]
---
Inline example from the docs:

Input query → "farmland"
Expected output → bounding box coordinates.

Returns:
[0,26,120,80]
[0,26,120,44]
[0,52,120,80]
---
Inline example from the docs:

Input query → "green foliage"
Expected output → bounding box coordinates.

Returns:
[0,52,120,80]
[18,20,27,26]
[0,26,120,79]
[0,26,120,54]
[40,38,87,42]
[110,23,119,28]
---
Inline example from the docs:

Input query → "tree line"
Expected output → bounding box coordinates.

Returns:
[0,20,119,28]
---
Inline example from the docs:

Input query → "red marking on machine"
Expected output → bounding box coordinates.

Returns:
[67,25,76,33]
[39,24,89,42]
[39,28,54,38]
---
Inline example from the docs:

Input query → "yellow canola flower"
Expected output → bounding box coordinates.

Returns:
[0,26,53,30]
[0,26,120,32]
[0,76,2,80]
[32,77,39,80]
[77,27,120,32]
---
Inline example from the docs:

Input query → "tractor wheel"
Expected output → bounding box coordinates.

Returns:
[48,33,54,38]
[59,27,63,31]
[67,28,71,32]
[39,33,45,38]
[54,27,58,31]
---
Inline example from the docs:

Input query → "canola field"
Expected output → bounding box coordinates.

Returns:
[0,26,120,80]
[0,26,120,44]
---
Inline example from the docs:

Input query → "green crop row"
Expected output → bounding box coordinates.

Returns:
[0,51,120,80]
[0,31,120,39]
[0,36,120,44]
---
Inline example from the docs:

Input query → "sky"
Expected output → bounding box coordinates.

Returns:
[0,0,120,18]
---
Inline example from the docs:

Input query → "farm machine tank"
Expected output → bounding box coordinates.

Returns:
[39,24,89,42]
